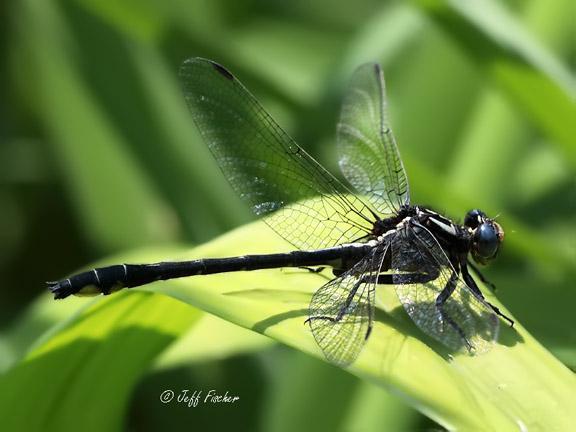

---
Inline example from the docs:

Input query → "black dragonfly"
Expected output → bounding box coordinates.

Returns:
[48,58,514,366]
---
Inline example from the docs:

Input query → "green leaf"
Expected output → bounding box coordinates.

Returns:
[6,222,575,430]
[0,291,200,432]
[154,313,273,368]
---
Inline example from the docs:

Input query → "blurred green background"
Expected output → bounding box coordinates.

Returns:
[0,0,574,430]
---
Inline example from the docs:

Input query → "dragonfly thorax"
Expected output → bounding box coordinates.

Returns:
[371,205,416,237]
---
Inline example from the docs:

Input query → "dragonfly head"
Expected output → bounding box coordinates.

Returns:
[464,209,504,265]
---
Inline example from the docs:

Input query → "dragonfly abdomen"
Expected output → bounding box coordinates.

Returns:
[48,245,374,300]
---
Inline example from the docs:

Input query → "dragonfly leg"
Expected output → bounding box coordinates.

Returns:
[282,266,332,280]
[305,278,364,326]
[461,263,514,327]
[436,271,473,351]
[299,266,326,274]
[365,289,374,340]
[467,259,496,292]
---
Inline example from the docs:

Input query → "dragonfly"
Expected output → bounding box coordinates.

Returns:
[48,58,514,366]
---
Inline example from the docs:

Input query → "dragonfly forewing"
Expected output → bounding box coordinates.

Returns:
[180,58,378,251]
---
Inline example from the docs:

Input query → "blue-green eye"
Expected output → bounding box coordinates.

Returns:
[473,223,499,260]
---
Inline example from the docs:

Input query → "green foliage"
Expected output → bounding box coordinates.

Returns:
[1,0,574,430]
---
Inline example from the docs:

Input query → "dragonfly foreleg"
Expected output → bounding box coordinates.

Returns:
[467,259,496,292]
[461,262,514,327]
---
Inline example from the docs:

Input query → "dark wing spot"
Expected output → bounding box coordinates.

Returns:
[210,61,234,80]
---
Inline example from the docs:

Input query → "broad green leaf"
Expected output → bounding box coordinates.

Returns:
[154,313,273,368]
[0,291,200,432]
[9,222,574,430]
[159,223,576,430]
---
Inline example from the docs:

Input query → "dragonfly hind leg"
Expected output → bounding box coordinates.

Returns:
[305,279,363,325]
[299,266,326,274]
[305,277,374,339]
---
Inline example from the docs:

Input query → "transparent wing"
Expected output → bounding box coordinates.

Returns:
[390,221,499,353]
[307,247,386,366]
[337,63,409,216]
[181,58,377,250]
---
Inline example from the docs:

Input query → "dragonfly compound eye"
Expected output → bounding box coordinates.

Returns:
[472,222,503,264]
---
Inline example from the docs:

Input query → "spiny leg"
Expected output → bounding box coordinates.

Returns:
[436,271,473,351]
[300,266,327,274]
[305,277,364,325]
[365,286,374,340]
[467,259,496,292]
[282,266,332,281]
[461,262,514,327]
